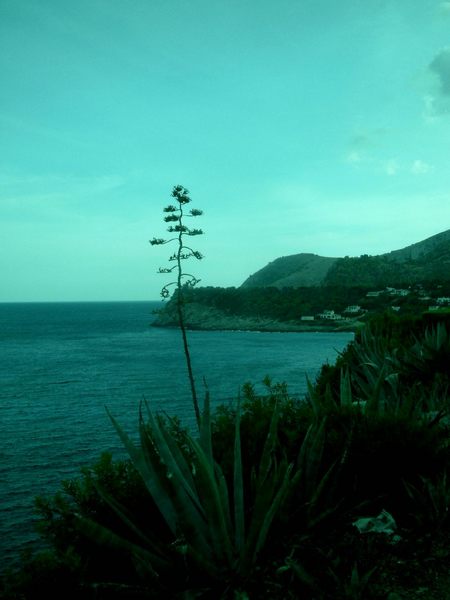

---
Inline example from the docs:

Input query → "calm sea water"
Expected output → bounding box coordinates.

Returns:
[0,301,353,568]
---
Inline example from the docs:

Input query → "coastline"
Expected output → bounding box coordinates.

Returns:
[152,303,362,334]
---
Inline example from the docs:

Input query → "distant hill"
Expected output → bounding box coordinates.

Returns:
[241,229,450,289]
[385,229,450,262]
[241,254,338,288]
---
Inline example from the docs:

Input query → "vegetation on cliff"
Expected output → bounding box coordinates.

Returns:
[153,281,450,331]
[324,241,450,287]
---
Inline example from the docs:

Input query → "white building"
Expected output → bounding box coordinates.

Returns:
[344,305,362,313]
[366,291,384,297]
[318,310,342,320]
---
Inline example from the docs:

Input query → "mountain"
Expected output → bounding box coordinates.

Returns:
[241,253,338,288]
[241,229,450,289]
[385,229,450,262]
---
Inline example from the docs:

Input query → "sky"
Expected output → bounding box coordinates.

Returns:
[1,0,450,302]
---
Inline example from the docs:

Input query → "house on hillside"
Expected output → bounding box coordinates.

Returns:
[366,291,384,297]
[389,288,410,296]
[317,310,342,320]
[344,305,362,314]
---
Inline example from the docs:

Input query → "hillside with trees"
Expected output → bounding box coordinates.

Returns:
[242,229,450,289]
[241,254,338,288]
[153,281,450,332]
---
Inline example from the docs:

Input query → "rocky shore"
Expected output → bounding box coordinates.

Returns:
[152,302,360,333]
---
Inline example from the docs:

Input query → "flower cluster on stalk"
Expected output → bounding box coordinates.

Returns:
[149,185,204,299]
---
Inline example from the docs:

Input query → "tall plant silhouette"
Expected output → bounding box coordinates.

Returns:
[150,185,204,426]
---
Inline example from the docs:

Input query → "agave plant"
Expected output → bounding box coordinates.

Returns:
[74,393,329,595]
[314,323,450,419]
[404,470,450,531]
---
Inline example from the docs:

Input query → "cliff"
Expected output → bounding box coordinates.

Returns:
[152,301,360,332]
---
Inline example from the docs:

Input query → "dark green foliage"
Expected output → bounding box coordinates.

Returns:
[324,254,413,287]
[314,313,450,412]
[324,241,450,287]
[0,453,158,599]
[167,285,369,323]
[338,412,448,516]
[0,548,82,600]
[212,378,313,481]
[34,452,165,584]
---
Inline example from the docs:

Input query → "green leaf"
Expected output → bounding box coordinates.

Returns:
[255,399,280,494]
[186,436,234,566]
[199,389,213,464]
[340,368,353,406]
[106,407,177,534]
[74,514,166,576]
[233,398,245,556]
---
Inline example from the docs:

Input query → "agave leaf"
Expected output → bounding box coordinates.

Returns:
[214,461,233,540]
[199,389,213,464]
[306,376,335,415]
[245,462,278,546]
[308,459,338,508]
[109,404,214,560]
[340,369,353,406]
[284,558,320,593]
[140,403,214,540]
[141,400,201,511]
[106,407,177,533]
[364,365,389,417]
[186,436,234,566]
[182,538,224,580]
[138,412,215,560]
[233,397,245,556]
[253,462,294,556]
[74,513,166,575]
[93,479,167,557]
[240,459,293,574]
[306,377,321,419]
[296,418,327,495]
[158,420,197,497]
[255,399,280,493]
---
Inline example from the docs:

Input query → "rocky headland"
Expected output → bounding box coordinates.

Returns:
[152,302,360,333]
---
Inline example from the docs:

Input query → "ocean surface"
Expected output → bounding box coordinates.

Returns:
[0,301,353,568]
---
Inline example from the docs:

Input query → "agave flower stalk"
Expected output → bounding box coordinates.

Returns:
[150,185,204,427]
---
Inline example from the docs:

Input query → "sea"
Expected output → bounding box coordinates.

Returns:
[0,301,353,569]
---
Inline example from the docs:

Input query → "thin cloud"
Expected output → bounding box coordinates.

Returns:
[0,171,125,197]
[439,2,450,14]
[384,159,400,176]
[425,48,450,117]
[345,128,393,170]
[411,159,434,174]
[345,151,363,164]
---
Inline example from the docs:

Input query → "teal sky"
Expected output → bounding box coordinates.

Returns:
[1,0,450,302]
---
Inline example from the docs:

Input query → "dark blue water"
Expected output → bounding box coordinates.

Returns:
[0,301,353,568]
